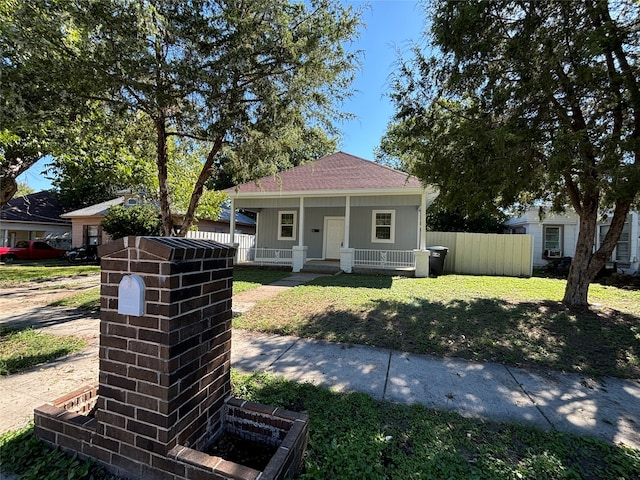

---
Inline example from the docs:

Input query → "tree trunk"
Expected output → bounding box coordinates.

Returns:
[0,154,41,207]
[176,135,224,236]
[563,196,633,307]
[155,118,173,236]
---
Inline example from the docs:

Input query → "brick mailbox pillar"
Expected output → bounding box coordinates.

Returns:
[35,236,309,480]
[97,236,235,460]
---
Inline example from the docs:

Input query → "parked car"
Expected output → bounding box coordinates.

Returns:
[0,240,67,261]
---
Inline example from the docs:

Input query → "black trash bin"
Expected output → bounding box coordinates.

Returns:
[427,246,448,277]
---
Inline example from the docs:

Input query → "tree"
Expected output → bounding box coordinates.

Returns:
[211,124,339,190]
[383,0,640,307]
[69,0,362,236]
[50,108,157,210]
[165,138,227,231]
[13,182,34,198]
[101,205,162,239]
[0,1,92,207]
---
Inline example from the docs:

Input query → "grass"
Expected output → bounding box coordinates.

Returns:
[0,259,100,286]
[2,371,637,480]
[0,424,118,480]
[49,286,101,311]
[0,327,86,375]
[232,370,640,479]
[232,267,290,294]
[233,274,640,379]
[41,268,292,311]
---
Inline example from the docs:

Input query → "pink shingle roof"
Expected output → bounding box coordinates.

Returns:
[227,152,423,194]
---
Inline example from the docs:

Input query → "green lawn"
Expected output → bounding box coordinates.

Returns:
[0,327,86,375]
[2,371,638,480]
[229,371,640,480]
[233,274,640,379]
[232,267,290,294]
[45,268,290,311]
[0,259,100,286]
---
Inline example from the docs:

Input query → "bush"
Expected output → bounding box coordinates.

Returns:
[101,204,162,239]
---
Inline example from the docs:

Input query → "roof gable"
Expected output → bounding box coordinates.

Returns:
[0,191,70,225]
[226,152,424,194]
[61,197,125,218]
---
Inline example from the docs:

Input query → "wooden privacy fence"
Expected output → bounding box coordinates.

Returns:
[425,232,533,277]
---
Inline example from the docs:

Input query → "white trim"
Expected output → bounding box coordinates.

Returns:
[371,209,395,244]
[227,187,433,199]
[298,197,305,246]
[344,195,351,248]
[277,210,297,241]
[543,225,563,257]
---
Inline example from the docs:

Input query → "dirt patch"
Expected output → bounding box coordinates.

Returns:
[0,274,100,318]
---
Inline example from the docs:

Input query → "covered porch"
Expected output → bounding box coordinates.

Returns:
[223,152,439,277]
[227,188,435,277]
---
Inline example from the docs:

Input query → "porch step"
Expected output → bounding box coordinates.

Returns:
[301,264,341,274]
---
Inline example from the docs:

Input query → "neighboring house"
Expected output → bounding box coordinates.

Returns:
[224,151,439,274]
[505,207,640,274]
[61,192,256,248]
[0,191,71,249]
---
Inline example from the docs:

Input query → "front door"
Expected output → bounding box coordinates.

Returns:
[324,217,345,260]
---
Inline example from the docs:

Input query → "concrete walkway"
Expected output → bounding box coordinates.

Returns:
[1,272,639,450]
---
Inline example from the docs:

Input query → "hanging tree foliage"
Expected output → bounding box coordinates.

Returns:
[70,0,363,236]
[381,0,640,307]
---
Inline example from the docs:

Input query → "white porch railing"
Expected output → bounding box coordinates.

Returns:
[354,249,415,268]
[237,247,293,266]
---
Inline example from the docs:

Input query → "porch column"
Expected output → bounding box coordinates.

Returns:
[229,197,236,244]
[299,196,305,246]
[340,195,354,273]
[414,249,430,277]
[292,197,306,272]
[631,212,639,265]
[344,195,350,248]
[420,190,427,250]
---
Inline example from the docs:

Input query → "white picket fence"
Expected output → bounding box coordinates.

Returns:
[354,249,415,268]
[185,231,256,262]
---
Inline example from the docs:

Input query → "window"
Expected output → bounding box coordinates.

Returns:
[599,223,630,262]
[371,210,395,243]
[278,211,297,241]
[85,225,101,245]
[543,225,562,258]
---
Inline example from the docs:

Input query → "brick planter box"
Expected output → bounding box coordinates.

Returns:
[34,237,309,480]
[35,387,308,480]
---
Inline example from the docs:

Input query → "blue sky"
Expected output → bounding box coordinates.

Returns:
[18,0,426,192]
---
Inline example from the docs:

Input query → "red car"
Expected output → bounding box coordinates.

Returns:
[0,240,67,261]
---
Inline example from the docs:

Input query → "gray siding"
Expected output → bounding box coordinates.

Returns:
[256,205,419,251]
[351,194,422,207]
[306,207,344,257]
[257,208,299,249]
[349,206,418,250]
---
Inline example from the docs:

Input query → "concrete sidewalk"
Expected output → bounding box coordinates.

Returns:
[1,272,639,450]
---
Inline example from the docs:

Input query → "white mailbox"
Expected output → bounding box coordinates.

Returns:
[118,274,145,316]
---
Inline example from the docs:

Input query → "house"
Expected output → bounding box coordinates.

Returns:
[61,192,256,248]
[505,207,640,274]
[0,191,71,249]
[224,152,439,275]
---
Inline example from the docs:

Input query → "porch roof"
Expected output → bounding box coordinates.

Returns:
[225,152,433,197]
